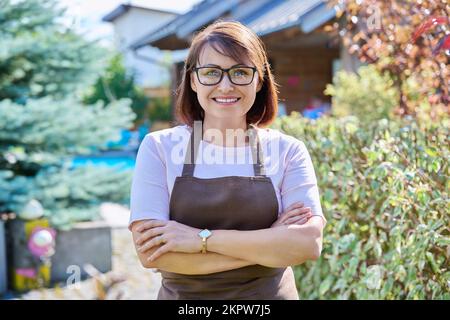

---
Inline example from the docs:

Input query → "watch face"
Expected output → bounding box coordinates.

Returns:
[198,229,211,238]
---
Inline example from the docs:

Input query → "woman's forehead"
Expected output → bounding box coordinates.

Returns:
[197,43,252,67]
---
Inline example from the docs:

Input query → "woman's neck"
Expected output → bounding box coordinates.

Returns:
[201,118,251,147]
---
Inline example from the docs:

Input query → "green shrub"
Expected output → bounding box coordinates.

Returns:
[324,65,398,122]
[148,96,172,122]
[83,54,149,125]
[272,113,449,299]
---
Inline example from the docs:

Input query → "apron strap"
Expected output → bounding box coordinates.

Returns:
[181,121,201,177]
[249,124,266,176]
[182,121,266,177]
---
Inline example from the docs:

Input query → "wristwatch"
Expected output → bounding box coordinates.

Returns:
[198,229,212,254]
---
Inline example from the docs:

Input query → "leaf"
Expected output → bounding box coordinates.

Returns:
[425,252,441,274]
[424,147,438,157]
[319,275,334,296]
[431,159,440,173]
[374,241,382,259]
[365,265,383,290]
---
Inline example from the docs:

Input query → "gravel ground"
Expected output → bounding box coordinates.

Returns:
[19,203,163,300]
[13,227,162,300]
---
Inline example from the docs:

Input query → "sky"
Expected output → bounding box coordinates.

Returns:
[57,0,203,45]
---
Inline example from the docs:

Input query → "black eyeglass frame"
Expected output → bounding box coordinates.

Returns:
[192,66,258,86]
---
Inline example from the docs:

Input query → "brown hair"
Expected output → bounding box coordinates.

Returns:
[174,20,279,128]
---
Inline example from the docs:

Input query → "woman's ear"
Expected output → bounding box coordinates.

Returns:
[190,73,197,93]
[256,79,263,93]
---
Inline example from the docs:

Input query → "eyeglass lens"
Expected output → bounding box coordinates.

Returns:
[197,67,254,85]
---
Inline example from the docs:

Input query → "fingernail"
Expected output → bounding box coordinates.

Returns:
[148,256,154,262]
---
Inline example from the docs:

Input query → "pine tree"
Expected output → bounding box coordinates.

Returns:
[0,0,135,229]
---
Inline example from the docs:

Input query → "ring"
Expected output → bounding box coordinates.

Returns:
[159,236,166,244]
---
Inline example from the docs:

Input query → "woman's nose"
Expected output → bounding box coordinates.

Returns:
[217,73,234,92]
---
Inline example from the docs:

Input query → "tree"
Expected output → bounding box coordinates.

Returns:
[0,0,135,229]
[83,54,149,126]
[327,0,449,120]
[0,0,106,103]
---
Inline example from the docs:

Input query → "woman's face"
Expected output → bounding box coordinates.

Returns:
[190,44,262,122]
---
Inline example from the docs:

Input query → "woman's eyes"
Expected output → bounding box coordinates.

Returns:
[231,69,249,76]
[200,68,250,76]
[202,69,221,76]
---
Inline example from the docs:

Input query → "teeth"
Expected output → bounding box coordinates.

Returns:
[215,98,238,103]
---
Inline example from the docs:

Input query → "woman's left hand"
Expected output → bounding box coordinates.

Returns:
[134,220,202,262]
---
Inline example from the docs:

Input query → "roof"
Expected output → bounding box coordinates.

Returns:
[248,0,335,36]
[130,0,235,50]
[130,0,336,50]
[102,4,178,22]
[175,0,241,39]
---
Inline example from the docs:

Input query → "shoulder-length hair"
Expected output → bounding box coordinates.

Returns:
[174,20,279,128]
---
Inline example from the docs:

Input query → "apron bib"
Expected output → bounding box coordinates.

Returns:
[158,122,299,300]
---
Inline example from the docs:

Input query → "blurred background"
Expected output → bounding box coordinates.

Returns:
[0,0,448,300]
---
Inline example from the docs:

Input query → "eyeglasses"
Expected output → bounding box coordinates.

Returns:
[192,66,257,86]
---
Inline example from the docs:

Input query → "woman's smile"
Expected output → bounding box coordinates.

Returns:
[212,96,242,106]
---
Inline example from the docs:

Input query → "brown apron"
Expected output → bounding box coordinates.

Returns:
[157,122,299,300]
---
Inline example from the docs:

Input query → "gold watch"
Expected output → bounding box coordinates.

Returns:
[198,229,212,254]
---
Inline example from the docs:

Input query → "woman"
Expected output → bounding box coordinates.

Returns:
[129,21,326,300]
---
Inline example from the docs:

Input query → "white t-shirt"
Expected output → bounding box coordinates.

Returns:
[129,124,326,227]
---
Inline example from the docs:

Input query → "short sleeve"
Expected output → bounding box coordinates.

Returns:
[129,134,170,230]
[280,140,327,225]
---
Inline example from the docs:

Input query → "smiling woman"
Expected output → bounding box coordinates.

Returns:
[129,21,326,300]
[176,21,278,135]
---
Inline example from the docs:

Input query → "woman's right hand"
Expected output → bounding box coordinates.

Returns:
[271,202,312,228]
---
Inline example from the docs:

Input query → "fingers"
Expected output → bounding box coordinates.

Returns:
[135,220,168,233]
[283,213,312,226]
[138,234,167,253]
[271,208,311,228]
[136,226,165,246]
[284,202,304,213]
[279,207,311,224]
[148,243,172,262]
[281,212,311,225]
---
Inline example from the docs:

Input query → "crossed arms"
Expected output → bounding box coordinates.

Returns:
[131,215,324,275]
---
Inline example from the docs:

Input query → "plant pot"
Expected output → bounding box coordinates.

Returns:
[6,219,112,291]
